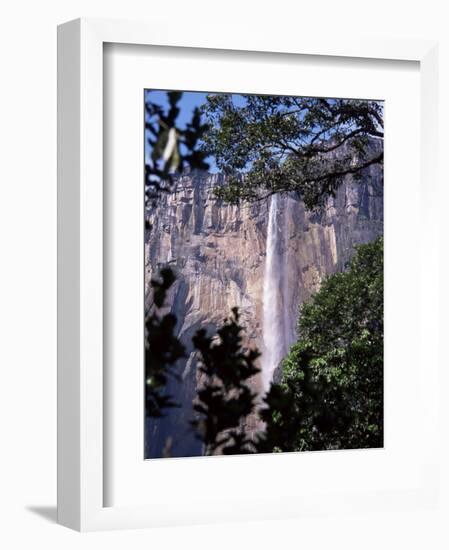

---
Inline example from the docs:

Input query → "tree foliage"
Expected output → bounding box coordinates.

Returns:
[145,267,186,418]
[144,90,210,417]
[256,383,298,453]
[264,237,384,451]
[145,91,210,218]
[191,308,261,455]
[144,90,384,456]
[145,264,263,453]
[202,95,383,210]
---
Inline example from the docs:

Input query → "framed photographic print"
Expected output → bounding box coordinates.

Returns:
[58,18,440,530]
[142,88,384,461]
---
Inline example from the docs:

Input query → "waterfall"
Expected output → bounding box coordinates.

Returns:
[261,194,291,392]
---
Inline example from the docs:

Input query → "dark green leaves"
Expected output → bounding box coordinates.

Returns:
[151,267,176,308]
[191,307,261,455]
[203,95,383,210]
[264,237,384,451]
[146,238,383,453]
[145,91,211,215]
[145,267,186,418]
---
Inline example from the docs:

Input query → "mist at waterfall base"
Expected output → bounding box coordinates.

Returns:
[261,194,296,392]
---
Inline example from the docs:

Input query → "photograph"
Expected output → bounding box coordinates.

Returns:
[144,90,384,459]
[0,1,442,542]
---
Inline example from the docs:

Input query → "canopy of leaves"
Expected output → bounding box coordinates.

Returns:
[202,95,383,210]
[262,237,384,451]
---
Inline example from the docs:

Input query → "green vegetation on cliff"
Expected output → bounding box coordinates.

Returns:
[262,237,384,451]
[144,91,384,456]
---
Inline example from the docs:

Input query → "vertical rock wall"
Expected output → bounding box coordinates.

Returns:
[145,163,383,458]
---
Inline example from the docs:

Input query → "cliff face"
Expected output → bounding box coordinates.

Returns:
[145,163,383,458]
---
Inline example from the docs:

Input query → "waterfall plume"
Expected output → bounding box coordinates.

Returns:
[261,194,292,392]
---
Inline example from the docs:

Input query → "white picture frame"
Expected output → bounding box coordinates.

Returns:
[57,17,439,531]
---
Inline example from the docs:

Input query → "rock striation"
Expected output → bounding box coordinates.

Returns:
[145,158,383,458]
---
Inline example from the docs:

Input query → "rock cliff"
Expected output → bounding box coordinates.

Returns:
[145,160,383,458]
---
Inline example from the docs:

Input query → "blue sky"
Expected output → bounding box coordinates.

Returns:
[144,90,384,174]
[145,90,211,130]
[144,89,246,128]
[144,90,246,172]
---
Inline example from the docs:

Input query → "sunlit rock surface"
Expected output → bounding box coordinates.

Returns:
[145,160,383,458]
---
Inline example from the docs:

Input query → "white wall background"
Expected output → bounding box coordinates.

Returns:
[0,1,448,548]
